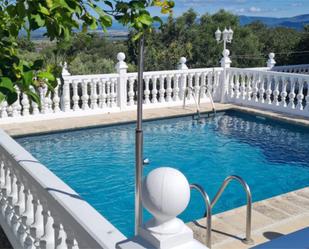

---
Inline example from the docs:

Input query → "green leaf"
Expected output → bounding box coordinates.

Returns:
[37,72,56,82]
[22,71,33,88]
[138,14,153,26]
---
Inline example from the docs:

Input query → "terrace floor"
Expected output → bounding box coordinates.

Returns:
[1,103,309,137]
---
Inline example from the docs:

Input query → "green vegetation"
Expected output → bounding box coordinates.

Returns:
[0,0,174,104]
[17,9,309,76]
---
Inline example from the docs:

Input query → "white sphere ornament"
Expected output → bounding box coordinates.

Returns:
[142,167,191,235]
[117,52,126,62]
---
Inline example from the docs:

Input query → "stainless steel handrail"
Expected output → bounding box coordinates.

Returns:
[183,87,200,119]
[198,85,216,115]
[190,184,212,248]
[211,175,254,245]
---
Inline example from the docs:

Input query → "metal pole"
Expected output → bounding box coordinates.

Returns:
[135,35,145,235]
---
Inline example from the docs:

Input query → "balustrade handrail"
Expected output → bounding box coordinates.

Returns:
[228,67,309,78]
[0,129,126,249]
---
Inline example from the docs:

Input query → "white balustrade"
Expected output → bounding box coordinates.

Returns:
[272,64,309,74]
[0,129,126,248]
[227,68,309,117]
[0,52,307,120]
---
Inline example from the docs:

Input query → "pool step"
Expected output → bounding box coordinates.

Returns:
[186,187,309,249]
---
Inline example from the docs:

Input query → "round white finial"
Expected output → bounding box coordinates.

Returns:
[142,167,190,224]
[117,52,126,62]
[180,57,187,64]
[269,53,275,59]
[267,52,276,68]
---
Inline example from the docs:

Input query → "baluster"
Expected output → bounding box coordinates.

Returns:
[17,216,28,246]
[0,100,8,118]
[30,86,39,115]
[11,87,21,117]
[288,78,296,109]
[186,73,193,100]
[98,80,103,108]
[106,81,111,107]
[229,72,235,99]
[258,75,265,103]
[30,198,44,239]
[1,189,8,217]
[40,210,55,249]
[111,79,117,107]
[234,73,240,99]
[179,73,187,101]
[4,167,12,196]
[173,74,180,102]
[0,161,5,188]
[252,73,258,102]
[5,196,14,225]
[22,93,30,116]
[23,189,34,226]
[72,81,80,111]
[305,80,309,111]
[296,78,304,110]
[10,173,18,205]
[266,75,273,104]
[200,72,206,99]
[280,77,288,107]
[53,81,61,113]
[144,77,151,104]
[81,81,89,110]
[165,75,172,103]
[100,80,107,108]
[273,77,280,106]
[90,80,98,109]
[11,205,21,235]
[55,224,68,249]
[16,182,26,214]
[39,86,46,114]
[128,77,135,106]
[240,73,246,100]
[47,91,53,113]
[151,76,158,103]
[194,73,200,100]
[159,75,165,103]
[246,74,252,101]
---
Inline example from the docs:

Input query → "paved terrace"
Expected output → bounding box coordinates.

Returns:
[0,103,308,248]
[1,103,309,137]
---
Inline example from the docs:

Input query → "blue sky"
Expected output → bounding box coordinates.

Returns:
[151,0,309,17]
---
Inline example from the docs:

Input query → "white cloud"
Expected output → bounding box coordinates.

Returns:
[248,6,262,13]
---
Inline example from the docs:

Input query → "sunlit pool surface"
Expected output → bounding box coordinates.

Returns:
[16,111,309,236]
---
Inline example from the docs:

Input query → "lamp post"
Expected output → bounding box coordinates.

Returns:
[215,27,233,103]
[215,27,233,53]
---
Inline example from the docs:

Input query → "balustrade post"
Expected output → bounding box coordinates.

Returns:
[116,52,128,110]
[178,57,188,101]
[267,53,276,69]
[220,49,232,103]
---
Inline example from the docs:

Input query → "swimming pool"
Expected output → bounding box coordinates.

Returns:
[16,111,309,236]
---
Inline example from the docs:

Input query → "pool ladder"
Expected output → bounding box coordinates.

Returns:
[190,175,254,248]
[183,86,216,120]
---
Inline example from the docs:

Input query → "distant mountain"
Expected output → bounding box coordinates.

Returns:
[239,14,309,30]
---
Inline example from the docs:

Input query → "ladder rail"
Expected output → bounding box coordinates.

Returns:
[211,175,254,245]
[190,184,212,248]
[183,87,200,118]
[198,85,216,115]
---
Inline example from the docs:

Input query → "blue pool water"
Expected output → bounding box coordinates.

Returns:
[16,111,309,236]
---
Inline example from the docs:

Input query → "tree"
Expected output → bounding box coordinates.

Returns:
[0,0,174,105]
